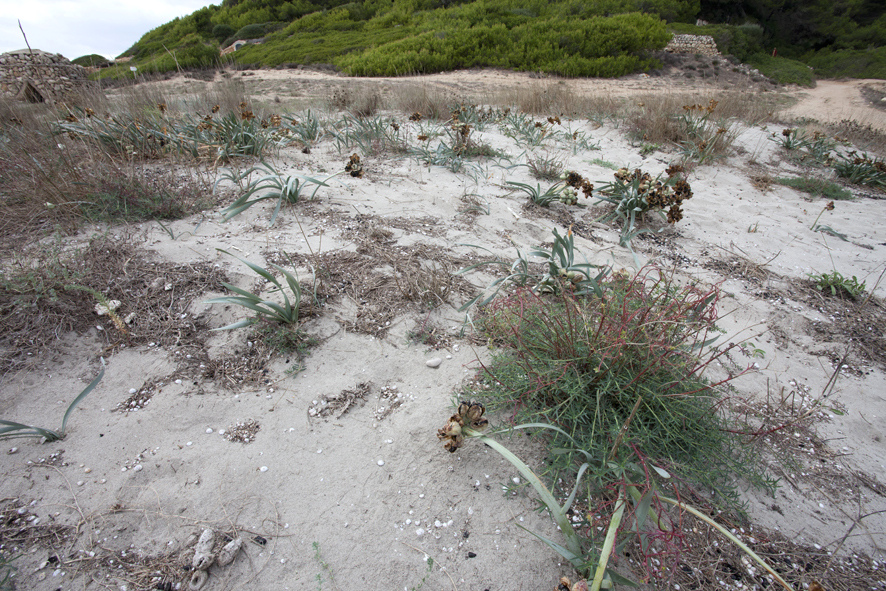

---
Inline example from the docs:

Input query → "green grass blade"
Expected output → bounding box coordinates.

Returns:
[210,318,256,331]
[59,361,104,437]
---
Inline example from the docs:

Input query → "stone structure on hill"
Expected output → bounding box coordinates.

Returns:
[0,49,94,104]
[664,34,721,58]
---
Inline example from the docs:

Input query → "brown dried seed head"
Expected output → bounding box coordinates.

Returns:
[464,402,485,423]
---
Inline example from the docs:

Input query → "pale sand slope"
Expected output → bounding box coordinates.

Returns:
[1,70,884,591]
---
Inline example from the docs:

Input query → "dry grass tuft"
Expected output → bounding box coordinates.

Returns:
[624,91,777,146]
[392,83,457,120]
[327,84,383,117]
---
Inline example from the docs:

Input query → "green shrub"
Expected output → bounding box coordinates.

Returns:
[212,23,236,42]
[72,54,112,68]
[747,54,815,86]
[806,47,886,80]
[336,12,670,77]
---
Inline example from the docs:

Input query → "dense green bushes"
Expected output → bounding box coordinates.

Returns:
[110,0,883,80]
[747,54,815,86]
[806,47,886,80]
[336,12,670,76]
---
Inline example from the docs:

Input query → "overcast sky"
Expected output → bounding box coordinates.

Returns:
[0,1,213,60]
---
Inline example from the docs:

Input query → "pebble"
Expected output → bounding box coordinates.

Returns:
[7,447,17,454]
[133,465,143,472]
[128,388,137,394]
[84,467,91,473]
[206,428,213,434]
[260,466,268,472]
[426,357,442,368]
[377,460,385,466]
[186,442,193,446]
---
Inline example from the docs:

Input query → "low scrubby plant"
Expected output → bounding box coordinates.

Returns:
[774,176,852,200]
[474,267,772,510]
[808,270,866,299]
[439,416,791,589]
[526,153,565,181]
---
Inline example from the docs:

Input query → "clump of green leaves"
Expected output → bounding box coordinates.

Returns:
[205,250,310,330]
[218,163,341,226]
[809,270,866,299]
[526,153,566,181]
[458,227,609,310]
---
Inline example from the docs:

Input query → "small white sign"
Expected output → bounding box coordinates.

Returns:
[130,66,137,72]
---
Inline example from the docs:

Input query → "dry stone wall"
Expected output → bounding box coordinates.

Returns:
[0,49,94,104]
[664,34,721,58]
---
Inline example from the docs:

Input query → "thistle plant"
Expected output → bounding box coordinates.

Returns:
[675,100,735,165]
[508,170,593,207]
[594,166,692,247]
[771,128,809,150]
[0,359,104,441]
[204,250,310,330]
[834,151,886,189]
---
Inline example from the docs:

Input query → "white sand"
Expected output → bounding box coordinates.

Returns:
[1,69,885,590]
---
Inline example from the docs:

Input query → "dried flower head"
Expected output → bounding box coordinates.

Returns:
[667,203,684,224]
[825,201,835,211]
[547,115,561,125]
[417,134,429,142]
[64,113,78,123]
[391,122,400,132]
[409,112,422,122]
[84,107,95,118]
[241,110,255,121]
[665,164,684,177]
[239,101,248,110]
[211,104,220,114]
[782,128,793,137]
[345,153,363,178]
[157,103,167,113]
[437,401,487,452]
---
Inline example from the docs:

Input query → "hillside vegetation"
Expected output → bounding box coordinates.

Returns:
[94,0,885,81]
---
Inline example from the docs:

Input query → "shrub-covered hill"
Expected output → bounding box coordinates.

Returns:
[106,0,884,81]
